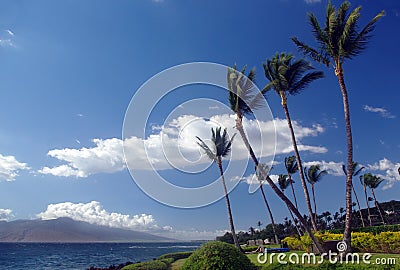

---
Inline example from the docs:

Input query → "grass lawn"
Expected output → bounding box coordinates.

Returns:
[170,259,186,270]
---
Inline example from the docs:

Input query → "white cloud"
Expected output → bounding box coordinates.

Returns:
[0,208,13,221]
[232,173,279,186]
[39,138,125,177]
[303,160,344,177]
[367,158,400,190]
[0,153,29,181]
[304,0,321,3]
[363,105,396,119]
[37,201,158,231]
[40,114,326,177]
[0,29,15,47]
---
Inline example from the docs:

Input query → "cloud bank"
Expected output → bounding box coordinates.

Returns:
[37,201,157,231]
[0,208,13,221]
[39,115,326,178]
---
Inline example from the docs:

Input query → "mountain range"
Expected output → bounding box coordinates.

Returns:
[0,217,174,242]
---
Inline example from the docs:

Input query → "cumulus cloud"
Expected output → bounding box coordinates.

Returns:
[367,158,400,190]
[363,105,396,119]
[303,160,345,177]
[0,208,14,221]
[37,201,157,231]
[40,114,326,177]
[39,138,125,177]
[0,153,29,181]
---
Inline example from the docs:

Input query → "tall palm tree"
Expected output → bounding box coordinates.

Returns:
[262,52,324,231]
[304,165,328,224]
[359,174,372,226]
[254,164,280,244]
[278,174,302,237]
[292,1,384,248]
[227,65,279,245]
[227,66,325,253]
[342,162,365,227]
[196,127,241,250]
[362,173,386,225]
[285,156,299,210]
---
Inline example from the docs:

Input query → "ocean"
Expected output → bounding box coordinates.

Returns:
[0,242,203,270]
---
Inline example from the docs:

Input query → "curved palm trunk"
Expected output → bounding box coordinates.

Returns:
[288,174,299,210]
[236,116,279,244]
[235,117,325,253]
[216,157,241,251]
[371,189,385,225]
[364,185,372,226]
[281,96,318,232]
[352,184,365,227]
[335,66,354,251]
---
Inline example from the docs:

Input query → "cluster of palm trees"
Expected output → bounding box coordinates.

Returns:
[196,1,384,253]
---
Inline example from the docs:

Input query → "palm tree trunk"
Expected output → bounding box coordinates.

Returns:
[335,66,354,251]
[311,184,317,226]
[289,174,299,210]
[260,186,280,244]
[235,116,324,253]
[281,97,318,232]
[371,189,385,225]
[283,190,302,237]
[216,157,241,251]
[352,184,365,227]
[235,116,279,244]
[364,185,372,226]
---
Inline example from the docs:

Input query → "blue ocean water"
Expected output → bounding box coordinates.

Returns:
[0,242,202,270]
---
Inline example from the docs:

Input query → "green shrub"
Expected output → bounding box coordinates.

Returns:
[121,259,169,270]
[158,251,193,261]
[182,241,257,270]
[241,245,258,252]
[327,224,400,235]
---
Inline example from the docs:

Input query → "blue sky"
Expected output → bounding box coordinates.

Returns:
[0,0,399,240]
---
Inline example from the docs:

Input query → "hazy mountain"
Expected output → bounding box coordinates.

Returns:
[0,217,174,242]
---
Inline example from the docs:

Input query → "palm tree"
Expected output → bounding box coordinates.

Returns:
[285,156,299,210]
[227,65,279,245]
[196,127,241,250]
[292,1,384,248]
[342,162,365,227]
[362,173,386,225]
[304,165,328,225]
[257,221,263,232]
[262,52,324,231]
[227,66,324,253]
[249,226,256,237]
[359,174,373,226]
[278,174,302,236]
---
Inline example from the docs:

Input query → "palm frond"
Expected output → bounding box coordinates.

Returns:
[285,156,298,174]
[353,10,385,54]
[227,65,261,116]
[291,37,331,67]
[290,71,324,95]
[196,136,216,161]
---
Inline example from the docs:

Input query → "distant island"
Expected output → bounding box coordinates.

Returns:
[0,217,174,242]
